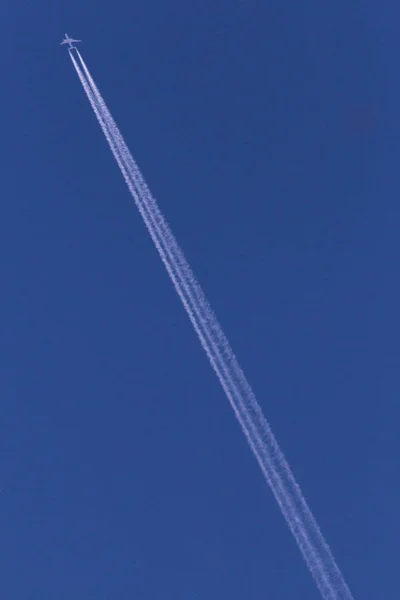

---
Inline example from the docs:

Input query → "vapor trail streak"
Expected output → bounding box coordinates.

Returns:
[71,55,335,590]
[69,50,355,600]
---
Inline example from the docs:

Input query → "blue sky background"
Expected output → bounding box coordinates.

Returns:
[1,1,399,598]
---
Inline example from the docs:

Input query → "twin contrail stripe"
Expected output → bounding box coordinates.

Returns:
[68,49,355,600]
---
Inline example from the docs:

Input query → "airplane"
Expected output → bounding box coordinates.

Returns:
[60,34,82,50]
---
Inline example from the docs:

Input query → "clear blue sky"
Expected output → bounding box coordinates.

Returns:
[1,1,399,598]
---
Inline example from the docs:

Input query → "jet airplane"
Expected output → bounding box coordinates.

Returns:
[60,34,82,50]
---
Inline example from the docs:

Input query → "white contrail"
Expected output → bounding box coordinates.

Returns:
[71,50,351,600]
[69,50,355,600]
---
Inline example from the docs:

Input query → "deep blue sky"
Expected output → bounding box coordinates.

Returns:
[1,1,399,598]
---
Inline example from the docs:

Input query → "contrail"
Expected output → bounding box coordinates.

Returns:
[68,50,355,600]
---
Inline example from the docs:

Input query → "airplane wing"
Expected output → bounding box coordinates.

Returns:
[60,38,82,45]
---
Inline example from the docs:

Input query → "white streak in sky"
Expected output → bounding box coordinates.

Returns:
[68,49,355,600]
